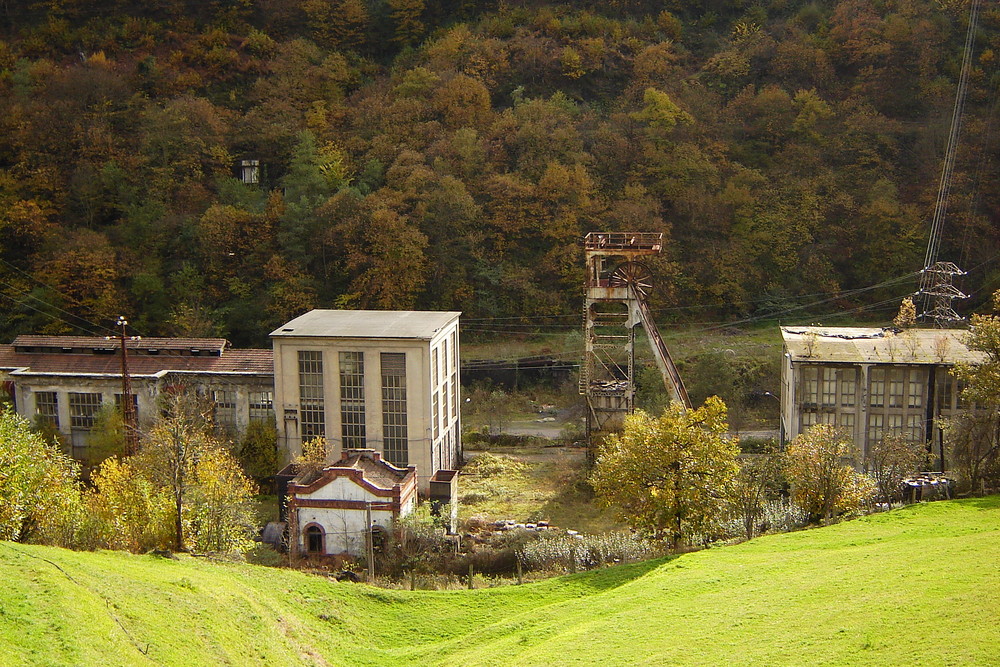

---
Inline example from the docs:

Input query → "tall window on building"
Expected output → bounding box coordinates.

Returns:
[839,412,855,430]
[800,411,817,430]
[938,370,955,412]
[381,353,408,466]
[69,392,102,460]
[888,369,904,408]
[431,391,440,441]
[212,389,237,431]
[887,413,903,434]
[867,413,884,444]
[821,368,837,407]
[442,339,451,427]
[800,366,818,405]
[298,351,325,439]
[35,391,58,428]
[869,368,885,407]
[249,391,274,423]
[431,347,440,440]
[839,370,856,407]
[450,331,459,421]
[339,351,365,447]
[908,373,923,409]
[450,369,458,421]
[906,414,923,442]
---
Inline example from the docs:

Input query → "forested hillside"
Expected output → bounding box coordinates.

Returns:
[0,0,997,346]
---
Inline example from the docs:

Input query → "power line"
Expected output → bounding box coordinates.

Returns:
[0,278,115,336]
[0,257,127,335]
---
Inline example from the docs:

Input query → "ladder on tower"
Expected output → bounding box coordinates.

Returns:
[631,285,691,409]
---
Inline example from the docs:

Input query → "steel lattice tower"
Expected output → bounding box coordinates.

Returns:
[580,233,690,444]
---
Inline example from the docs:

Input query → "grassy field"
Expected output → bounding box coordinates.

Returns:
[459,447,619,534]
[3,497,999,665]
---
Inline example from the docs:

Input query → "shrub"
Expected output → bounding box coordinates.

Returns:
[785,424,875,521]
[518,531,659,572]
[464,452,529,478]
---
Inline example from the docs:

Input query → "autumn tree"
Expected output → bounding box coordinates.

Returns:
[88,456,173,552]
[863,433,923,505]
[591,397,739,547]
[893,296,917,328]
[0,410,83,545]
[389,0,425,46]
[785,424,875,522]
[949,290,1000,492]
[727,449,782,540]
[132,395,257,552]
[187,446,258,553]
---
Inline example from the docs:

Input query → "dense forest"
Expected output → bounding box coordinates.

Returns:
[0,0,998,346]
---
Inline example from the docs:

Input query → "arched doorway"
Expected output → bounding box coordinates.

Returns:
[305,524,325,555]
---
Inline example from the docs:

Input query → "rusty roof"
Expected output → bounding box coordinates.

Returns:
[0,345,273,376]
[12,335,230,353]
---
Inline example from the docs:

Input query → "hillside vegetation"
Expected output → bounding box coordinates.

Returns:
[0,2,998,345]
[3,496,999,665]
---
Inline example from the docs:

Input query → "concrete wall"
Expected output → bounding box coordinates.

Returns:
[11,372,273,456]
[273,320,461,492]
[293,476,416,556]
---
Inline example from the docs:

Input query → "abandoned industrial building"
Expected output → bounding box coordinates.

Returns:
[0,335,274,462]
[286,448,417,558]
[780,326,984,467]
[271,309,462,493]
[0,308,463,496]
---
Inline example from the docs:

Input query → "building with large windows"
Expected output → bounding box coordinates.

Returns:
[779,326,983,468]
[0,335,274,463]
[271,309,461,492]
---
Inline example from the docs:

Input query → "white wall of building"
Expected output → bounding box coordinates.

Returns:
[273,318,461,492]
[294,476,416,556]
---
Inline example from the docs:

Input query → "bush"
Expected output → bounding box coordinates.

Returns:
[518,531,659,572]
[463,452,529,478]
[785,424,875,521]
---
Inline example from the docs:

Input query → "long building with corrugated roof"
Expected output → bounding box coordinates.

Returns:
[780,326,983,469]
[0,335,274,462]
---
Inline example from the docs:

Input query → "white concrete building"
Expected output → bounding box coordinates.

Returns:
[0,335,273,462]
[271,309,461,492]
[287,449,417,557]
[780,326,983,467]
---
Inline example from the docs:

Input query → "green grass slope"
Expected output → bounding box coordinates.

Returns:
[2,497,999,666]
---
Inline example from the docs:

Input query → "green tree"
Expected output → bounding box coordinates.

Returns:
[727,450,782,540]
[949,290,1000,492]
[785,424,874,521]
[237,418,280,480]
[133,395,257,553]
[0,410,83,545]
[88,456,173,552]
[863,433,922,505]
[591,397,739,547]
[86,404,127,466]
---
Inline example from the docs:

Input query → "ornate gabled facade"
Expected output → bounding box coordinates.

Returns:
[287,449,417,557]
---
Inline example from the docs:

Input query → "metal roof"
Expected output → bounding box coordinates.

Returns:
[780,326,984,365]
[12,335,230,353]
[0,345,273,377]
[271,309,461,340]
